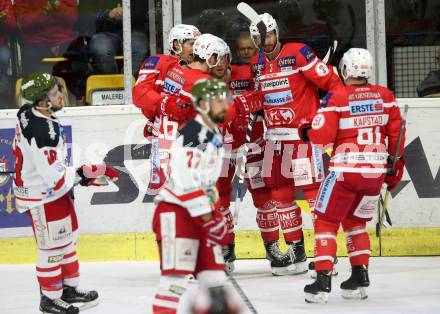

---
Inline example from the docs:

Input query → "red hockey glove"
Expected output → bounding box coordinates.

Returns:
[385,156,406,191]
[298,119,312,142]
[76,164,120,186]
[201,211,229,247]
[158,95,195,123]
[234,91,263,117]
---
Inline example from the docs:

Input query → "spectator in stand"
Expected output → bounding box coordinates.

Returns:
[234,32,257,65]
[417,48,440,97]
[0,0,15,105]
[14,0,78,75]
[88,1,148,76]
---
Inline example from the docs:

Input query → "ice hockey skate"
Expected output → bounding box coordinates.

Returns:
[304,270,332,304]
[286,238,308,275]
[264,241,298,276]
[340,265,370,300]
[61,286,99,310]
[40,294,79,314]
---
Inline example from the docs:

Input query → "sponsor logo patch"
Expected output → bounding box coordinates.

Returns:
[229,79,251,91]
[264,90,293,106]
[277,56,296,68]
[300,45,316,62]
[48,254,64,263]
[163,78,182,96]
[143,56,159,69]
[265,108,295,126]
[251,62,266,73]
[349,99,384,115]
[261,78,290,91]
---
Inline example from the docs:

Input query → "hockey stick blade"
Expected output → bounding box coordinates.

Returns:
[323,40,338,64]
[237,2,261,25]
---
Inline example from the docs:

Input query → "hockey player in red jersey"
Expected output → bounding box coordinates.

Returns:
[248,13,344,275]
[140,34,233,197]
[299,48,406,303]
[13,73,119,314]
[132,24,200,194]
[152,78,241,314]
[133,24,201,123]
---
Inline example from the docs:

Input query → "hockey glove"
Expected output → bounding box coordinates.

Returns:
[385,156,406,191]
[234,90,264,117]
[76,164,120,186]
[201,211,229,247]
[158,94,195,123]
[298,119,312,142]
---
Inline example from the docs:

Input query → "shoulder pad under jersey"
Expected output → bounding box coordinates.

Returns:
[17,105,60,148]
[178,119,221,151]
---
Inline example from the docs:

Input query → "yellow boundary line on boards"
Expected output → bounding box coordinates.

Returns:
[1,228,439,264]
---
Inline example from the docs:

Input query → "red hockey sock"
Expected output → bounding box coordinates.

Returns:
[313,218,339,271]
[277,203,303,243]
[342,219,370,266]
[256,205,279,243]
[219,205,235,243]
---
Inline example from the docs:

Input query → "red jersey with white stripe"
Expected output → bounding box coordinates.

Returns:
[13,105,76,211]
[133,54,179,121]
[156,115,224,217]
[250,43,343,141]
[154,62,212,138]
[307,84,405,173]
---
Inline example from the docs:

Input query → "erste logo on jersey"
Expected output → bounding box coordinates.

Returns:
[143,56,159,69]
[264,90,293,106]
[299,45,316,62]
[261,78,290,91]
[265,108,295,126]
[277,56,296,69]
[229,79,251,92]
[349,99,384,115]
[163,78,182,96]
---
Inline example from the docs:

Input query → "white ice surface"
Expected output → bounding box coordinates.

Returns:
[0,257,439,314]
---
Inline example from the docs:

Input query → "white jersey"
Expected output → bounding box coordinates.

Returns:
[156,115,224,217]
[13,105,76,212]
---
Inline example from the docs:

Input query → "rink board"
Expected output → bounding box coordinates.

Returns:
[1,100,440,263]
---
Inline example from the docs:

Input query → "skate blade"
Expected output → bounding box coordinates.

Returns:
[341,287,368,300]
[225,261,235,273]
[272,262,308,276]
[73,298,100,311]
[305,291,329,304]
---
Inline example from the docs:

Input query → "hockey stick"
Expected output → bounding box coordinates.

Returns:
[226,272,259,314]
[233,2,267,225]
[322,40,338,64]
[376,104,409,238]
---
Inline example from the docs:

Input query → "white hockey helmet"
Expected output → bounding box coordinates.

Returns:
[193,34,232,68]
[249,13,279,47]
[339,48,373,81]
[168,24,201,55]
